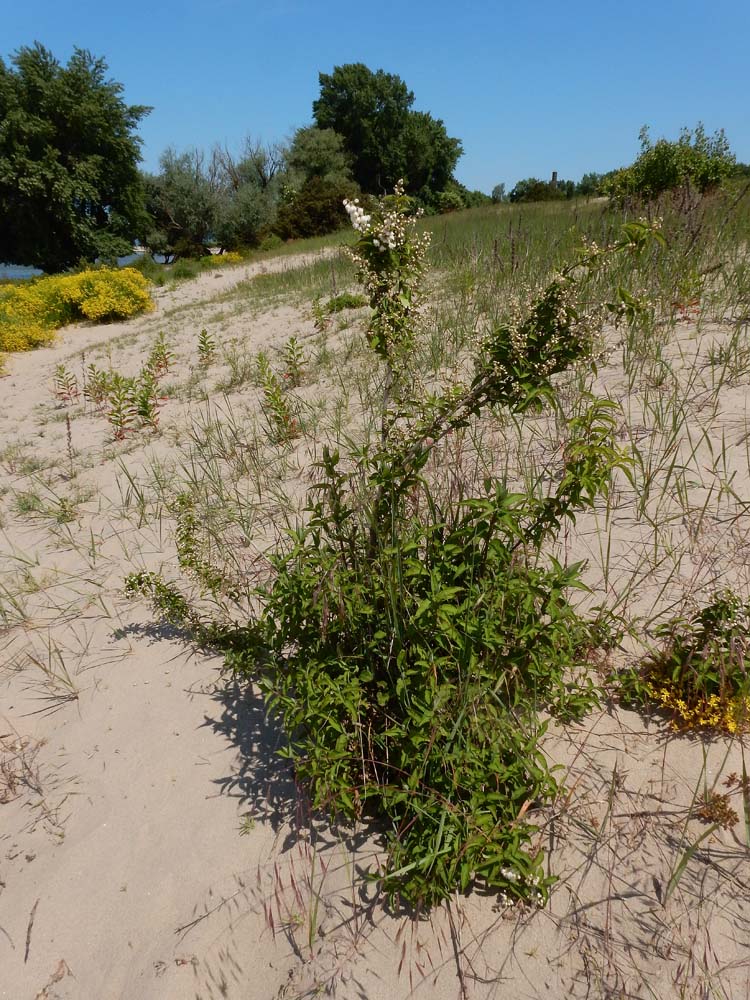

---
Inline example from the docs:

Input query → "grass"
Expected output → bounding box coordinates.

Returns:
[129,228,354,289]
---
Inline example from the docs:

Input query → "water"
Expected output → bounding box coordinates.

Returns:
[0,252,163,282]
[0,263,43,281]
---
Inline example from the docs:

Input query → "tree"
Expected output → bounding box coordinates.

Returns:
[430,178,489,213]
[143,138,285,258]
[211,139,285,249]
[213,178,276,252]
[217,137,286,192]
[142,148,218,258]
[312,63,461,197]
[576,172,603,197]
[402,111,462,197]
[0,43,149,272]
[491,183,506,203]
[274,126,358,239]
[602,124,736,204]
[285,126,352,186]
[313,63,411,192]
[274,176,357,239]
[509,178,564,203]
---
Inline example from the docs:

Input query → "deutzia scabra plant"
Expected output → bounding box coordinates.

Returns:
[344,183,430,414]
[128,189,663,909]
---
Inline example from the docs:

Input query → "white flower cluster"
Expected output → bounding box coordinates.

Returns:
[373,212,400,251]
[343,198,371,233]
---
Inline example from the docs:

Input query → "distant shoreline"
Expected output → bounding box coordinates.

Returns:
[1,247,225,282]
[0,252,163,282]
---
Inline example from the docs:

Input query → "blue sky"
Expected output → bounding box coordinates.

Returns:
[3,0,749,192]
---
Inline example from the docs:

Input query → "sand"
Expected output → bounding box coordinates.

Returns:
[1,252,749,999]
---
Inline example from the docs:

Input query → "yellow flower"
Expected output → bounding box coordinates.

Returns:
[0,268,153,352]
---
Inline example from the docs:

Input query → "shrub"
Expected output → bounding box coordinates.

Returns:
[0,314,57,352]
[275,177,358,239]
[68,268,153,321]
[258,234,284,252]
[325,292,367,313]
[0,268,153,352]
[170,259,201,281]
[128,189,661,908]
[618,590,750,734]
[435,189,465,213]
[201,251,244,268]
[129,255,167,286]
[509,178,567,203]
[603,124,736,204]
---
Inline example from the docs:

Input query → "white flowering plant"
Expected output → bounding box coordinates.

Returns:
[128,196,664,910]
[251,205,664,908]
[344,181,430,371]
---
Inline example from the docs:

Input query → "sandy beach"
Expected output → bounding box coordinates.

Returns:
[2,249,749,1000]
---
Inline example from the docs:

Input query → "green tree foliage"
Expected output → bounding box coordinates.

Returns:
[603,124,736,203]
[509,177,567,203]
[431,178,490,213]
[0,43,150,272]
[313,63,462,197]
[403,111,462,197]
[143,140,284,257]
[460,186,492,208]
[577,172,603,196]
[284,126,352,186]
[212,140,284,250]
[143,148,218,259]
[313,63,411,191]
[274,176,357,239]
[276,126,358,237]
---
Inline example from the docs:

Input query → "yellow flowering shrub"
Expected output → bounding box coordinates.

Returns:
[0,320,56,352]
[645,682,749,735]
[620,590,750,735]
[0,268,154,353]
[67,268,154,321]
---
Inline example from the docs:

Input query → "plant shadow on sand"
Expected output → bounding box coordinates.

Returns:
[204,675,298,834]
[116,619,298,831]
[116,620,750,999]
[177,656,397,998]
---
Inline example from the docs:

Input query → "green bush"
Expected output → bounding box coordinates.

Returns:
[170,259,201,281]
[435,189,465,213]
[128,191,662,908]
[0,268,153,352]
[509,178,567,203]
[129,255,167,286]
[258,450,610,906]
[275,177,358,239]
[325,292,367,312]
[603,124,735,204]
[258,233,284,252]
